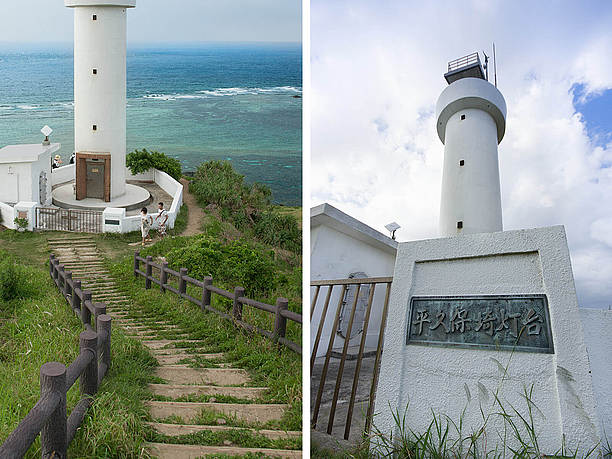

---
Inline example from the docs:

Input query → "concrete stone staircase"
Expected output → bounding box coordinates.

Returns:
[48,236,302,458]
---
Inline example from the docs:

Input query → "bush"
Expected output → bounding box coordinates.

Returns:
[0,256,20,302]
[190,160,271,225]
[126,148,182,181]
[253,211,301,252]
[163,236,278,295]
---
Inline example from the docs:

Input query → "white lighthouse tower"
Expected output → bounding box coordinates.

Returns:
[436,52,507,237]
[65,0,136,202]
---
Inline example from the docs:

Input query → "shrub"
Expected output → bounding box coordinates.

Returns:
[0,256,20,302]
[164,236,278,295]
[253,210,301,252]
[126,148,182,181]
[190,160,271,225]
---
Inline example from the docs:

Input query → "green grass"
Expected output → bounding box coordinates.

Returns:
[0,261,157,458]
[311,355,610,459]
[106,257,302,432]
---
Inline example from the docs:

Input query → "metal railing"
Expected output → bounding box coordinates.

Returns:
[447,52,481,73]
[133,252,302,354]
[310,277,393,441]
[36,207,103,233]
[0,255,112,458]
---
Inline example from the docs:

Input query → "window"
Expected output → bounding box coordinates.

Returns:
[457,221,463,229]
[93,69,97,75]
[92,125,97,131]
[459,159,465,166]
[93,14,97,20]
[460,114,466,120]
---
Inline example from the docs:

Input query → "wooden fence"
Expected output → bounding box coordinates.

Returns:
[133,251,302,354]
[0,255,112,458]
[310,277,393,442]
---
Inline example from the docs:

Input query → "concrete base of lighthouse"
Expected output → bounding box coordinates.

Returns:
[373,226,603,455]
[52,182,151,211]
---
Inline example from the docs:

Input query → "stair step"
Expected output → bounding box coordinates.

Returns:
[142,340,205,350]
[149,383,266,400]
[145,422,300,440]
[155,367,249,386]
[150,349,221,356]
[145,442,300,459]
[154,354,222,365]
[145,401,289,424]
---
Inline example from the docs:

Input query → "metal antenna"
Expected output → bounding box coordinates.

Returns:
[482,51,489,81]
[493,42,497,87]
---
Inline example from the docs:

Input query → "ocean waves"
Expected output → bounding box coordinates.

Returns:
[142,86,302,101]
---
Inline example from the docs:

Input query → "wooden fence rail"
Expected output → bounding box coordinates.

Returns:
[0,255,112,459]
[133,251,302,354]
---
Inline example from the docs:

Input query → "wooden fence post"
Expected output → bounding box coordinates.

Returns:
[233,287,245,321]
[49,254,55,278]
[57,264,65,289]
[81,291,92,327]
[274,298,289,341]
[145,256,152,289]
[40,362,67,459]
[179,268,188,296]
[202,277,212,312]
[51,258,58,283]
[72,280,82,315]
[97,315,112,374]
[93,303,106,330]
[64,272,72,298]
[134,251,140,278]
[160,262,168,293]
[80,330,98,396]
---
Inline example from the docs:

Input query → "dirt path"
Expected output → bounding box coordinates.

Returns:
[180,178,205,236]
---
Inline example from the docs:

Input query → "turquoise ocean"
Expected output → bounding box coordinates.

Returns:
[0,43,302,205]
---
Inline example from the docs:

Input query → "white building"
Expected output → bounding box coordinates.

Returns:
[59,0,137,203]
[310,203,397,356]
[0,143,59,206]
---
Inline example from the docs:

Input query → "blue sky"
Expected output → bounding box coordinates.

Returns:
[573,86,612,147]
[311,0,612,308]
[0,1,301,43]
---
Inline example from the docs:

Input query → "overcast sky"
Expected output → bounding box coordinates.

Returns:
[0,1,301,43]
[311,0,612,308]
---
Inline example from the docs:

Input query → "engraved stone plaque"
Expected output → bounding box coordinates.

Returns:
[406,295,554,353]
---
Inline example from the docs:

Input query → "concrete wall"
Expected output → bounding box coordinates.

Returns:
[310,224,396,356]
[0,202,15,229]
[580,308,612,439]
[374,226,601,455]
[105,169,183,233]
[0,163,31,204]
[51,164,76,186]
[30,153,52,206]
[73,5,128,198]
[127,169,154,182]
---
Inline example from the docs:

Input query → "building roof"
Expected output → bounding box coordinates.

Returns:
[311,203,398,254]
[0,143,60,164]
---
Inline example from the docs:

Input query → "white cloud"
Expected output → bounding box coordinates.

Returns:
[311,0,612,307]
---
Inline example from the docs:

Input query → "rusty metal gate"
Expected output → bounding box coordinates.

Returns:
[35,207,102,233]
[310,276,393,443]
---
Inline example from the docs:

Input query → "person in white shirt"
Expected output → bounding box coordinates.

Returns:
[155,202,168,238]
[140,207,153,246]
